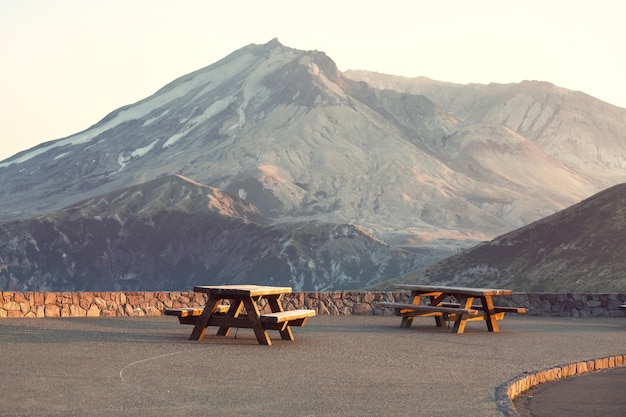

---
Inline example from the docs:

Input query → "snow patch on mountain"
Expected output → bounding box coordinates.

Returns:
[53,152,70,160]
[130,139,159,159]
[142,109,170,127]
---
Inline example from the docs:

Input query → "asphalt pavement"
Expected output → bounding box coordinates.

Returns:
[513,366,626,417]
[0,314,624,417]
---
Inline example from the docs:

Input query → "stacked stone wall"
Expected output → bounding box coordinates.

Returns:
[1,291,625,318]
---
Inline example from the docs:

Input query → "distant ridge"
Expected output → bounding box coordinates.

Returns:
[61,174,264,222]
[382,183,626,292]
[0,175,421,291]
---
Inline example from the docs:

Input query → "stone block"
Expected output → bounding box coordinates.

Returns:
[124,304,134,316]
[93,297,107,308]
[79,298,91,310]
[116,292,127,305]
[86,304,101,317]
[33,292,44,306]
[13,292,27,303]
[45,304,61,317]
[126,294,145,305]
[19,302,30,314]
[353,302,373,315]
[148,307,161,316]
[44,293,57,305]
[69,305,86,317]
[3,301,21,311]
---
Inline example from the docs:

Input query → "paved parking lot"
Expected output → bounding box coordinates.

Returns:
[0,314,624,416]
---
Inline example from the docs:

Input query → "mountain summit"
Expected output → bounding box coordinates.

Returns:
[1,39,625,290]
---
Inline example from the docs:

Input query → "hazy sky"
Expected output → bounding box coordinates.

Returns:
[1,0,624,161]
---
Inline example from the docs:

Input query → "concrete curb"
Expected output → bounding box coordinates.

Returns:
[494,353,626,416]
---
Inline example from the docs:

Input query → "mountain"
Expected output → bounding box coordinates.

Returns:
[376,183,626,293]
[2,40,623,246]
[1,39,625,291]
[344,70,626,187]
[0,175,422,291]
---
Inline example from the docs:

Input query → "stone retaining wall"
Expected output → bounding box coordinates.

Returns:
[1,291,625,318]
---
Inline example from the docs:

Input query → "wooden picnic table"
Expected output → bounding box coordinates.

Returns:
[378,284,525,334]
[164,285,315,345]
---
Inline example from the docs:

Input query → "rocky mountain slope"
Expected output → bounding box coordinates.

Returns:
[1,39,625,291]
[377,183,626,293]
[345,70,626,187]
[0,175,422,291]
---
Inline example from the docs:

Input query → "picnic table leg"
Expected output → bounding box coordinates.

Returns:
[243,297,272,345]
[189,295,221,341]
[428,295,447,328]
[451,296,474,334]
[267,296,294,341]
[401,293,423,328]
[480,296,500,332]
[216,300,243,336]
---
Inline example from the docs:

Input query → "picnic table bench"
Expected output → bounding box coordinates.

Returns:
[620,304,626,311]
[164,305,229,324]
[164,285,315,345]
[377,284,525,333]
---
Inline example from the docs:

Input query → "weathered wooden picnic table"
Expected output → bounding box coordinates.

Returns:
[164,285,315,345]
[377,284,525,333]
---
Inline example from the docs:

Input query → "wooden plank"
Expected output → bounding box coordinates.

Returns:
[480,295,499,332]
[163,307,204,318]
[392,284,512,297]
[265,296,293,340]
[242,297,272,345]
[376,302,478,316]
[207,315,254,329]
[464,312,506,321]
[620,305,626,310]
[189,295,222,341]
[494,306,526,314]
[260,309,317,324]
[163,305,229,318]
[262,318,309,331]
[193,285,292,297]
[440,303,526,314]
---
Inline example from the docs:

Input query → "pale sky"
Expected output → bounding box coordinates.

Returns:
[1,0,625,162]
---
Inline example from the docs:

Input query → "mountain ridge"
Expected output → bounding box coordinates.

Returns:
[344,70,626,180]
[376,182,626,293]
[0,174,423,291]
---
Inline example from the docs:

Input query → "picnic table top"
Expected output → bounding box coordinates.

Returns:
[193,285,293,297]
[392,284,513,297]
